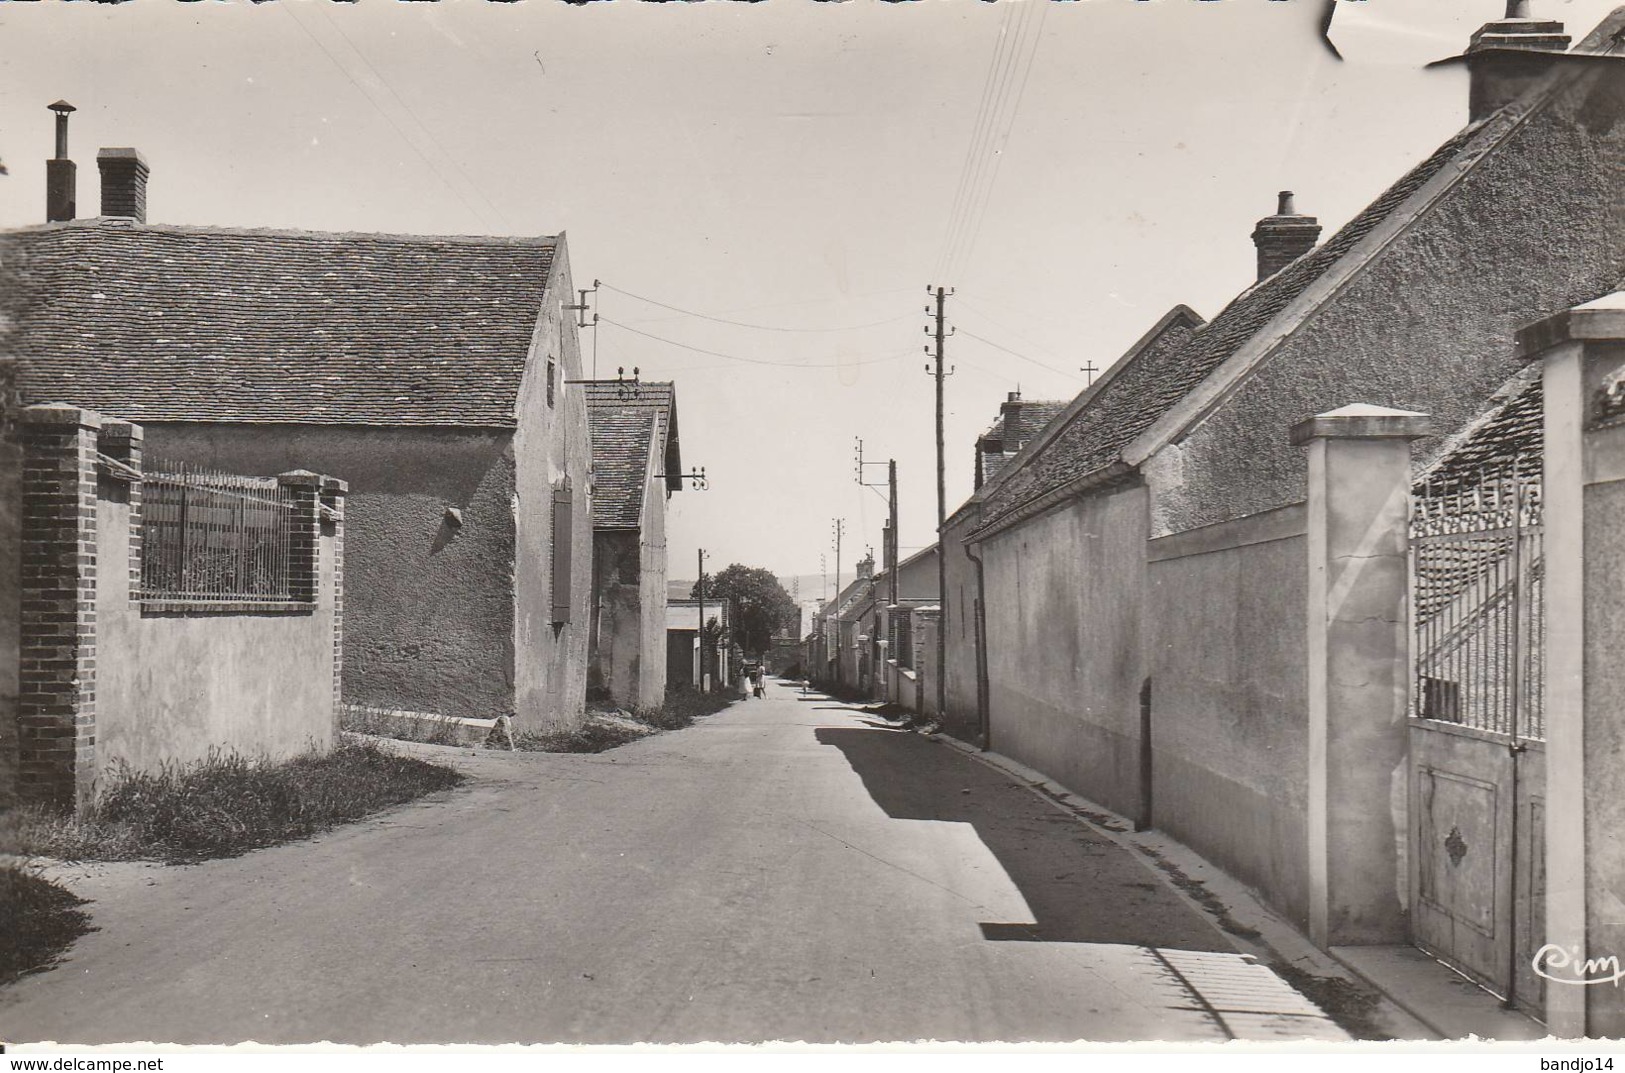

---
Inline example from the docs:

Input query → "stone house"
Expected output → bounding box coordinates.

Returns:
[938,3,1625,1021]
[585,381,683,711]
[1,134,595,735]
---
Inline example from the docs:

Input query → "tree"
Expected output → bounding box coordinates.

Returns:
[691,564,798,659]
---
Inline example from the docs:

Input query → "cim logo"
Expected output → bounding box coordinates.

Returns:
[1533,944,1625,987]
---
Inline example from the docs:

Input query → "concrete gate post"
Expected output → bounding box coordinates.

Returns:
[1517,291,1625,1038]
[1291,404,1431,948]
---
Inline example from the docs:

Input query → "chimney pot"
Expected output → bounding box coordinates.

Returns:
[97,147,150,223]
[1251,191,1321,281]
[45,101,77,223]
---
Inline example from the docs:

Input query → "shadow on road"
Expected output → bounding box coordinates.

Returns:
[815,726,1229,952]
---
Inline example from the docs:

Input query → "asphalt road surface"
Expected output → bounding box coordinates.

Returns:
[2,679,1347,1045]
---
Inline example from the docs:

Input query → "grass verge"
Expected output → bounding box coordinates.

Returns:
[0,738,465,865]
[512,688,734,753]
[0,863,95,987]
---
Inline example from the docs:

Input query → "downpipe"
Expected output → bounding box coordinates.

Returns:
[965,540,992,752]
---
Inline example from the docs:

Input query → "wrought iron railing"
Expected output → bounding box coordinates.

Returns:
[1411,461,1544,740]
[140,461,295,602]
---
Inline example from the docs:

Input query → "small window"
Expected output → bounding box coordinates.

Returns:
[546,358,557,408]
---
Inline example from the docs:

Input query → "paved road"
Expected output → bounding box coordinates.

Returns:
[2,680,1346,1045]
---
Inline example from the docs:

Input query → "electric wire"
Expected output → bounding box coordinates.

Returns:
[601,283,914,334]
[599,318,916,370]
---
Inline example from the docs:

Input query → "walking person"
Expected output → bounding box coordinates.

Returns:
[752,665,766,699]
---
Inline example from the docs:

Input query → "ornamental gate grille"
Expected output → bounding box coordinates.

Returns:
[1408,462,1546,1018]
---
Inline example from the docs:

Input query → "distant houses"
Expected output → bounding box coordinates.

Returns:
[586,381,683,711]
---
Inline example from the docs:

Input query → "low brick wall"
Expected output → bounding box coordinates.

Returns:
[10,405,344,812]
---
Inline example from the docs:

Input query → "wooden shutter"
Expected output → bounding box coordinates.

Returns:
[551,484,573,623]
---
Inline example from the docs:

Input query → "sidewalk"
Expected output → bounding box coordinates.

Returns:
[925,726,1548,1041]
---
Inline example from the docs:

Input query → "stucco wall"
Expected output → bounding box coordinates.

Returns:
[1145,507,1310,928]
[636,468,670,711]
[1155,65,1625,535]
[979,484,1149,822]
[135,423,519,720]
[94,481,339,781]
[591,530,643,708]
[940,507,983,741]
[512,240,592,732]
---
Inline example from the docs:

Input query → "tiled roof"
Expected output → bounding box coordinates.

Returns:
[975,124,1482,532]
[0,219,556,426]
[586,381,677,529]
[1417,369,1543,493]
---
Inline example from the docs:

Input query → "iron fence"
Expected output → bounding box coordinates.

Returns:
[1411,461,1544,740]
[140,461,295,602]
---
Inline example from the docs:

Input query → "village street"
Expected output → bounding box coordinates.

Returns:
[0,680,1347,1046]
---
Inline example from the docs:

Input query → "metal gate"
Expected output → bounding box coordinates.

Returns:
[1409,462,1545,1018]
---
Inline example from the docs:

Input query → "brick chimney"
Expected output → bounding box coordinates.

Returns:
[46,101,76,223]
[97,148,150,223]
[1465,1,1569,123]
[999,390,1024,447]
[856,551,875,581]
[1251,191,1321,281]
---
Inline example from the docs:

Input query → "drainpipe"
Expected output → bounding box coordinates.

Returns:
[965,540,992,751]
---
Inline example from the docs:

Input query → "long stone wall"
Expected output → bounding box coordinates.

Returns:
[1145,504,1312,928]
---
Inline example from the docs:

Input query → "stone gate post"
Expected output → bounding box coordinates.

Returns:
[1291,404,1431,948]
[1518,290,1625,1038]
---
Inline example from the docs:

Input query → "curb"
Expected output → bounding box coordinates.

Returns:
[923,729,1440,1042]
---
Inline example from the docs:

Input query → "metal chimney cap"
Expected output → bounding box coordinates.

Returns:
[48,100,76,114]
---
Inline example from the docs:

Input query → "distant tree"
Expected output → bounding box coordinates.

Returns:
[691,565,798,658]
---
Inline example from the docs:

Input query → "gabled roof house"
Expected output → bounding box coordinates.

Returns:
[585,380,682,711]
[0,132,595,733]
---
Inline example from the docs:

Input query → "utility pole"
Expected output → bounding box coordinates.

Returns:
[697,548,708,692]
[926,285,953,721]
[832,518,846,687]
[855,438,900,613]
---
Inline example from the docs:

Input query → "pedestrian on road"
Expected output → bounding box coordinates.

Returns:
[752,666,765,699]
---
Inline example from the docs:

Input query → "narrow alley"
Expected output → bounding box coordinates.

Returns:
[0,681,1346,1045]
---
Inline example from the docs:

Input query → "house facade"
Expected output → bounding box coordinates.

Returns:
[586,381,682,712]
[931,5,1625,1028]
[1,140,594,735]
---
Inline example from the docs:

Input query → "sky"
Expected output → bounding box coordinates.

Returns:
[2,0,1620,596]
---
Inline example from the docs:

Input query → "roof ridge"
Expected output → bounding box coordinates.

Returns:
[1,217,561,247]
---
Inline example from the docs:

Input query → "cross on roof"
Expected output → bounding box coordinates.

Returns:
[1081,361,1100,386]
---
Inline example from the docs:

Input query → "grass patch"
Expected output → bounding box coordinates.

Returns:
[0,738,465,865]
[0,863,95,986]
[512,688,735,753]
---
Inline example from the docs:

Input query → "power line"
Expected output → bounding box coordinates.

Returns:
[279,4,497,232]
[601,283,913,333]
[599,318,915,369]
[957,328,1080,381]
[950,0,1049,283]
[312,4,511,231]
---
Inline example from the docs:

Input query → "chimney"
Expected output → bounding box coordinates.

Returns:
[856,551,875,581]
[97,147,150,223]
[999,390,1023,448]
[1465,1,1569,122]
[1250,191,1321,281]
[46,101,76,223]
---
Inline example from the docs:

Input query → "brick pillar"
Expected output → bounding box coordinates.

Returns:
[1291,403,1431,948]
[18,405,103,813]
[277,471,323,605]
[321,476,347,720]
[1517,290,1625,1037]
